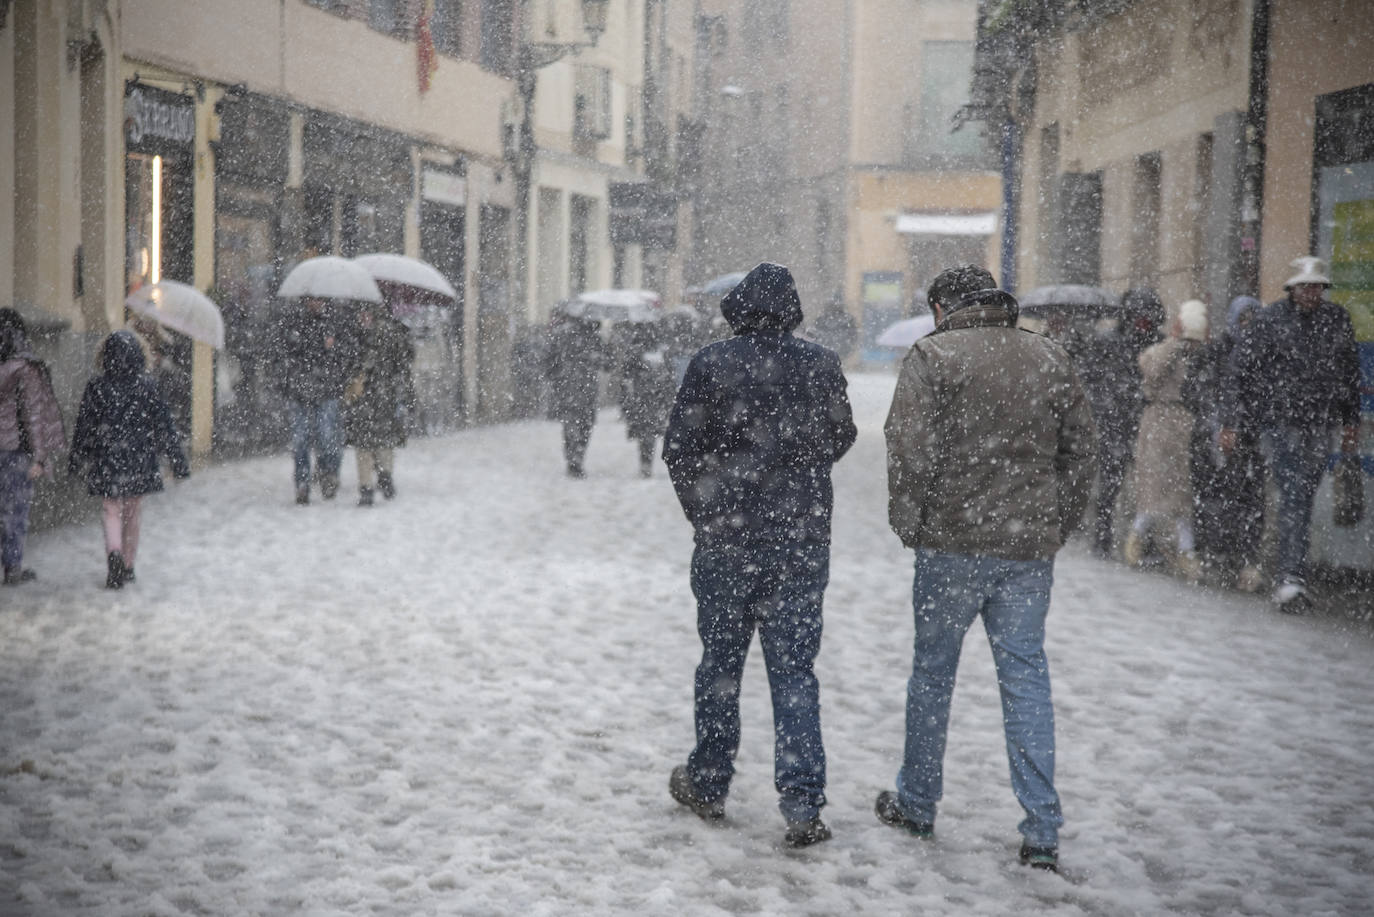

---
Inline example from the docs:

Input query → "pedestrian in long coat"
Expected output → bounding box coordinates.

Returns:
[1189,296,1266,588]
[544,312,608,477]
[617,322,676,477]
[1072,288,1163,557]
[68,330,189,589]
[663,262,857,849]
[1125,300,1209,577]
[0,309,66,586]
[345,304,415,505]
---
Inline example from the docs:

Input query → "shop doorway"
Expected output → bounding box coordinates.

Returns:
[418,202,467,429]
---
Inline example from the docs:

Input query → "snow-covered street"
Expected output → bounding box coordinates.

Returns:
[2,372,1372,916]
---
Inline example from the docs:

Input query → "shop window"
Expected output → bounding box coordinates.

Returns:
[1056,171,1103,286]
[432,0,465,57]
[480,0,514,73]
[569,195,595,295]
[369,0,405,37]
[1130,152,1162,287]
[910,41,985,165]
[574,65,612,142]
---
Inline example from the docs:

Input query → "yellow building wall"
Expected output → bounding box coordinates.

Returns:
[847,170,1002,304]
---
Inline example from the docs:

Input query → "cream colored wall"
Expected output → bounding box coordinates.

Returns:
[850,0,974,165]
[1017,0,1252,294]
[121,0,507,160]
[847,170,1001,302]
[1261,0,1374,301]
[1,20,14,313]
[13,3,84,326]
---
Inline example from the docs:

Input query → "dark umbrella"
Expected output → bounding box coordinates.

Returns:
[1017,284,1118,319]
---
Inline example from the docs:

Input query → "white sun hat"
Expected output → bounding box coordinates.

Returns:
[1283,255,1332,289]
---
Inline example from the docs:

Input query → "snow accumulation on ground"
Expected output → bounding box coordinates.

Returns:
[1,372,1372,917]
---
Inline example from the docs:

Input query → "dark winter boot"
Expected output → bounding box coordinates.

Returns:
[669,766,724,821]
[358,487,375,507]
[3,568,36,586]
[320,474,339,500]
[874,791,934,838]
[783,816,833,849]
[377,471,395,500]
[106,552,126,590]
[295,484,310,505]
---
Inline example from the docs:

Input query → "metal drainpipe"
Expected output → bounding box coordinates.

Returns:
[1000,114,1020,294]
[1242,0,1271,295]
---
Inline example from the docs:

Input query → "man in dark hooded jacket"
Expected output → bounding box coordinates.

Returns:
[663,262,857,849]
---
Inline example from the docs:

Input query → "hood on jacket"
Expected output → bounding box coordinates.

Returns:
[720,262,804,334]
[1226,295,1261,334]
[0,308,28,363]
[101,330,147,380]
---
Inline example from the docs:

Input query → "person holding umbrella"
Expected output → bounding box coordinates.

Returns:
[272,296,362,504]
[344,302,415,505]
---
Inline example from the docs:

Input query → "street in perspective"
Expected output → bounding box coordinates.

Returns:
[1,375,1371,916]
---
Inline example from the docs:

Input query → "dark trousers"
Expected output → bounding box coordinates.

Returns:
[561,416,594,473]
[685,540,829,823]
[0,451,34,573]
[1094,441,1132,553]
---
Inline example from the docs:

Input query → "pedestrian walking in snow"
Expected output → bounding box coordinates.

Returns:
[1191,296,1266,589]
[271,297,361,504]
[807,294,859,361]
[879,265,1096,872]
[663,262,857,849]
[344,303,415,506]
[1220,256,1362,613]
[616,322,675,477]
[0,309,66,586]
[1072,288,1163,558]
[544,312,608,478]
[1123,299,1210,579]
[67,331,189,589]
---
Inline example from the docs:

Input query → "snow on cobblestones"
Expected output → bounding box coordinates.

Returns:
[2,373,1372,915]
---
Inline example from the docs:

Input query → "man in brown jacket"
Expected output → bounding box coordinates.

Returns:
[876,265,1096,873]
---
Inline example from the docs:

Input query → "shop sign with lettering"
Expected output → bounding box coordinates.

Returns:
[124,84,196,151]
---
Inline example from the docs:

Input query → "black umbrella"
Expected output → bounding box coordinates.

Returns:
[1016,284,1118,319]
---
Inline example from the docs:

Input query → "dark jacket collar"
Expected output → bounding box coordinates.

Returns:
[935,303,1018,334]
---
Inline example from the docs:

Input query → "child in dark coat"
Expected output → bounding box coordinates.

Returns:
[68,331,190,588]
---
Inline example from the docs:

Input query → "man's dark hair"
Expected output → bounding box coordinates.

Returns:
[927,265,997,312]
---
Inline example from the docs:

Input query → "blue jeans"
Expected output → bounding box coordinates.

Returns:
[0,451,34,572]
[288,398,343,487]
[896,548,1063,848]
[1265,426,1332,582]
[686,540,829,823]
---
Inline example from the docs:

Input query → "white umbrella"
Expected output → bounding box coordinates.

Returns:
[124,280,226,350]
[353,253,458,301]
[698,271,749,298]
[277,255,383,303]
[560,289,662,323]
[876,313,937,348]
